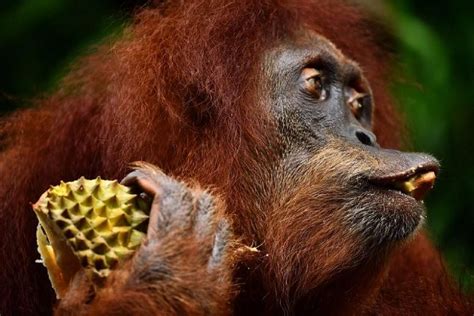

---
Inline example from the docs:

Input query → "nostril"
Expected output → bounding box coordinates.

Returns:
[356,130,374,146]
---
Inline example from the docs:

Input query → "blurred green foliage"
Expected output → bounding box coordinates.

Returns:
[0,0,472,290]
[0,0,141,111]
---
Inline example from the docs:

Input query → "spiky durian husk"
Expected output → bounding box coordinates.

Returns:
[33,177,149,296]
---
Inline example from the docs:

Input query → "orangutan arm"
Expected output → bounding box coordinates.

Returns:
[56,163,237,316]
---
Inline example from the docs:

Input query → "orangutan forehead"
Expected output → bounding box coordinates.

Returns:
[290,30,346,58]
[263,30,360,83]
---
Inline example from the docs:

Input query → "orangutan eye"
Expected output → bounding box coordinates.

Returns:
[347,89,368,120]
[301,68,327,101]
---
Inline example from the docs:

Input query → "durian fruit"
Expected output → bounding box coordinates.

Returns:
[33,177,150,298]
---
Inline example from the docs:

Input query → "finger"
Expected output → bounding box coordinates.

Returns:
[121,170,162,197]
[147,201,161,240]
[120,170,143,187]
[193,191,218,239]
[208,219,232,271]
[155,181,194,233]
[146,183,194,241]
[121,161,166,187]
[122,165,198,241]
[129,173,195,238]
[129,161,170,185]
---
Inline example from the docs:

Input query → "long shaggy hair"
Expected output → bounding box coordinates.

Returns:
[0,0,401,314]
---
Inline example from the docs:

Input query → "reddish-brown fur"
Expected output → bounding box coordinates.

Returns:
[0,0,471,315]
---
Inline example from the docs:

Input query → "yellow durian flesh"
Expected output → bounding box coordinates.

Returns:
[36,223,78,298]
[396,171,437,201]
[33,177,150,297]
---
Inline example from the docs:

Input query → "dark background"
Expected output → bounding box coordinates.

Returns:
[0,0,472,290]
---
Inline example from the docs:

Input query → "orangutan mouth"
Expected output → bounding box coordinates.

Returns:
[370,163,439,201]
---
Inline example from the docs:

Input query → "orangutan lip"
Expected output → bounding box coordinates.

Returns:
[368,162,439,201]
[369,161,439,185]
